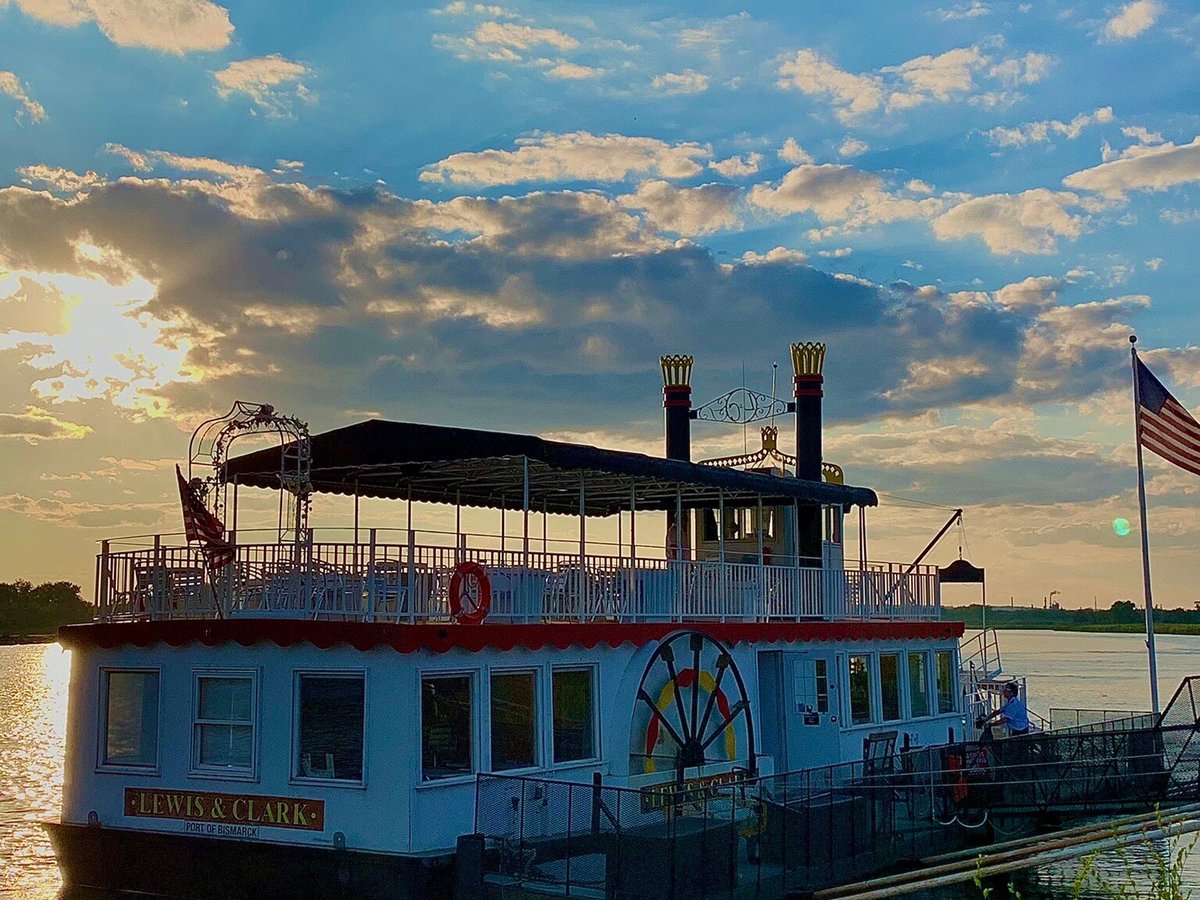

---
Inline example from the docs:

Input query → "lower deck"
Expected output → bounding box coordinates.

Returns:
[57,620,962,857]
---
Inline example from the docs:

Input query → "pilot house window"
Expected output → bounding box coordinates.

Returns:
[193,673,256,774]
[422,674,474,780]
[296,674,365,782]
[101,669,159,768]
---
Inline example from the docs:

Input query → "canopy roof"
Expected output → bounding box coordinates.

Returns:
[224,419,878,517]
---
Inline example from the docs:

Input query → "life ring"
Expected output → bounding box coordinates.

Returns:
[449,561,491,625]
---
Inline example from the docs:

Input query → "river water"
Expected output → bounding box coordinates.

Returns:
[1,632,1197,898]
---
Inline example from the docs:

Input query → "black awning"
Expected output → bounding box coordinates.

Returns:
[223,419,878,517]
[939,558,985,584]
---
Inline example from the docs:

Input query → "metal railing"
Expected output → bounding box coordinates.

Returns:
[471,683,1200,898]
[92,530,941,624]
[1048,708,1155,732]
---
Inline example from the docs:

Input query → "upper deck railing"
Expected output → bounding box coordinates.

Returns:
[92,529,940,625]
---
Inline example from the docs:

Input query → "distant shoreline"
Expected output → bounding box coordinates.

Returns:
[0,634,58,646]
[945,622,1200,636]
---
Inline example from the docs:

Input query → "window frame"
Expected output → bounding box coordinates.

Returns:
[845,652,877,728]
[905,651,932,719]
[96,666,162,775]
[549,665,600,768]
[190,669,259,781]
[291,668,368,789]
[419,669,478,784]
[488,667,540,773]
[935,649,958,715]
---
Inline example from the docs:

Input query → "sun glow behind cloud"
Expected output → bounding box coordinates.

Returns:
[0,259,195,417]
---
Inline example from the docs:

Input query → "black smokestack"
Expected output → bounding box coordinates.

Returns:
[791,342,826,565]
[660,355,693,462]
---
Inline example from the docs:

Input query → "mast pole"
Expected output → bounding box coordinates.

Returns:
[1131,335,1161,715]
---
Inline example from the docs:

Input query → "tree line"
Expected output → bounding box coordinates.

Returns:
[0,580,92,638]
[947,600,1200,630]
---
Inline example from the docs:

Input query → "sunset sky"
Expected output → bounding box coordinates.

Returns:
[0,0,1197,608]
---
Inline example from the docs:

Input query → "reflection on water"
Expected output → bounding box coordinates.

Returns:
[1,633,1198,898]
[0,643,70,899]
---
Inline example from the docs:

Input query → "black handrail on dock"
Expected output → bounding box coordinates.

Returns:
[465,675,1200,899]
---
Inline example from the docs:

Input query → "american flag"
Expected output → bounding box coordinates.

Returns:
[1137,360,1200,478]
[175,465,236,568]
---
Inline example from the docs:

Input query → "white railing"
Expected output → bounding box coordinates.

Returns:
[92,532,941,624]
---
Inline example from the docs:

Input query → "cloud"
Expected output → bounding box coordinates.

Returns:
[17,165,103,193]
[838,138,868,158]
[0,406,91,442]
[544,62,602,80]
[932,189,1083,254]
[749,164,943,232]
[934,2,991,20]
[1102,0,1163,40]
[214,54,314,116]
[0,71,46,123]
[618,181,741,235]
[818,247,852,258]
[777,43,1042,122]
[776,49,883,123]
[651,70,710,94]
[472,20,577,51]
[1063,137,1200,200]
[739,247,808,265]
[986,106,1114,147]
[709,153,762,177]
[420,131,710,185]
[1,0,233,52]
[778,138,813,165]
[102,143,263,182]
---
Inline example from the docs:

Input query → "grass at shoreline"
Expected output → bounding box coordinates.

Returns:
[945,621,1200,635]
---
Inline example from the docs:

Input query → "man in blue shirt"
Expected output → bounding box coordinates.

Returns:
[978,682,1030,736]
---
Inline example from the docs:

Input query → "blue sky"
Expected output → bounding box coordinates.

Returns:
[0,0,1197,607]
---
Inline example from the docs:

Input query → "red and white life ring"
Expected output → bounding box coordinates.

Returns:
[448,561,491,625]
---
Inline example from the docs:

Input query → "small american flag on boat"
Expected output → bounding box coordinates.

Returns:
[175,465,236,568]
[1136,360,1200,478]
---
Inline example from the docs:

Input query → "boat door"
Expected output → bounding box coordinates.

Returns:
[785,650,842,770]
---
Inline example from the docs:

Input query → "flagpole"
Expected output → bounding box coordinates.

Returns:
[1130,335,1161,715]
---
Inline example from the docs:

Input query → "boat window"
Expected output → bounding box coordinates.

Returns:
[422,674,474,780]
[193,673,256,774]
[823,507,843,544]
[295,674,365,782]
[908,652,931,717]
[880,654,901,722]
[848,654,873,726]
[936,651,956,714]
[101,669,159,769]
[491,671,537,771]
[552,668,595,764]
[814,658,829,714]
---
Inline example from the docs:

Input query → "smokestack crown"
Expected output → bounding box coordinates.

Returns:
[790,342,826,379]
[660,355,694,389]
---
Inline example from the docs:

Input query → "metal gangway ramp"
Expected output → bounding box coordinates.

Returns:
[461,676,1200,899]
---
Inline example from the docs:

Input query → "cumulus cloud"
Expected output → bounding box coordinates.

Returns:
[987,106,1115,148]
[776,49,883,123]
[473,21,577,51]
[0,406,91,442]
[214,55,314,116]
[934,2,991,20]
[1,0,233,52]
[778,138,813,165]
[651,70,710,94]
[932,189,1083,254]
[749,164,943,232]
[618,181,741,235]
[709,153,762,177]
[544,62,602,80]
[1063,137,1200,200]
[102,143,263,182]
[1102,0,1163,41]
[0,71,45,123]
[17,165,103,193]
[838,138,868,158]
[419,131,710,185]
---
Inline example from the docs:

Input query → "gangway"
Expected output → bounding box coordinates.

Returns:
[465,675,1200,900]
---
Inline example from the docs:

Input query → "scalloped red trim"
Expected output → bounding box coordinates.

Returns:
[59,619,963,654]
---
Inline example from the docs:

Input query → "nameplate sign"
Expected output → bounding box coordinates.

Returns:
[124,788,325,832]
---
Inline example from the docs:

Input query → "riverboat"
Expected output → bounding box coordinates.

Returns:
[49,342,975,898]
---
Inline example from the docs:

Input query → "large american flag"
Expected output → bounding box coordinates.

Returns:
[1137,359,1200,478]
[175,465,236,568]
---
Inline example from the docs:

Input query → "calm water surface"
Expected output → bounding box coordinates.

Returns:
[1,632,1197,898]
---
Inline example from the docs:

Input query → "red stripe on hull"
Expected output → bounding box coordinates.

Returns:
[59,619,964,654]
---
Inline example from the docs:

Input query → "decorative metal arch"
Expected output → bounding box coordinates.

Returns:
[693,387,791,426]
[187,401,312,543]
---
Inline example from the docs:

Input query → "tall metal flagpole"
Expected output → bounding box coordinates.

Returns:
[1130,335,1161,715]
